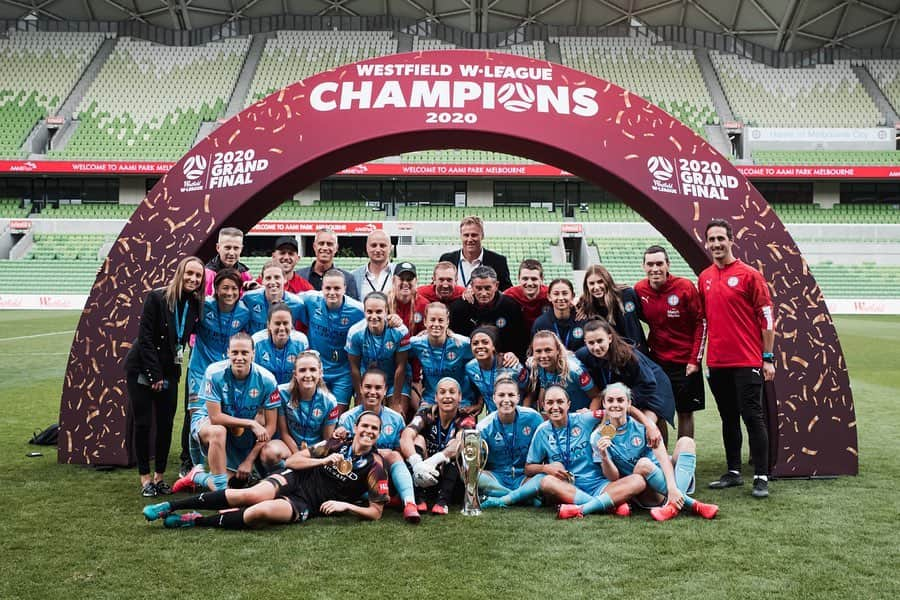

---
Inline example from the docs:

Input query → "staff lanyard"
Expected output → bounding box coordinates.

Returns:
[429,337,449,376]
[174,300,189,344]
[226,369,251,417]
[552,319,572,348]
[478,357,497,395]
[437,416,456,449]
[364,268,390,294]
[499,409,519,465]
[458,257,480,288]
[365,326,387,367]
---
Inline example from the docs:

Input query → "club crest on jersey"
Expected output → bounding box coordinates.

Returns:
[572,327,584,339]
[523,426,532,435]
[385,341,394,350]
[232,320,242,328]
[341,317,349,325]
[446,351,457,361]
[312,408,323,418]
[414,312,423,323]
[495,317,507,328]
[287,355,296,363]
[249,388,259,398]
[631,435,642,447]
[624,301,636,313]
[727,276,739,287]
[571,427,582,437]
[668,294,680,306]
[579,371,591,386]
[383,425,394,436]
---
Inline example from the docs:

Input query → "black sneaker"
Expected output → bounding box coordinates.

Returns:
[751,478,769,498]
[154,481,173,495]
[141,482,158,497]
[178,459,193,478]
[708,472,744,489]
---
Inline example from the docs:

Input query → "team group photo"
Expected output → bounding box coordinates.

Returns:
[1,1,898,598]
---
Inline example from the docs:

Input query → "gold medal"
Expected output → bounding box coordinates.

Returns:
[600,422,616,438]
[299,441,308,450]
[337,459,353,475]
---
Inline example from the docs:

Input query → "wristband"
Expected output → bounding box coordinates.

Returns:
[762,352,774,363]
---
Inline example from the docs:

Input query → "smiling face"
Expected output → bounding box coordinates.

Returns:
[460,223,483,259]
[314,231,337,266]
[360,372,387,411]
[215,277,240,311]
[493,381,520,419]
[433,266,457,300]
[364,297,387,332]
[586,273,607,300]
[393,271,417,303]
[262,265,285,300]
[705,225,735,265]
[548,281,573,315]
[181,260,204,294]
[584,327,611,359]
[267,309,293,348]
[602,386,630,424]
[273,245,299,275]
[543,386,570,426]
[216,235,243,268]
[518,267,543,299]
[293,354,321,395]
[531,336,559,370]
[353,413,382,452]
[471,332,496,362]
[642,251,670,288]
[471,276,498,305]
[228,338,254,380]
[436,379,461,414]
[425,305,449,341]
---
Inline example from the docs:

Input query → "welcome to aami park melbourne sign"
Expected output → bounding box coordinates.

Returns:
[59,50,857,478]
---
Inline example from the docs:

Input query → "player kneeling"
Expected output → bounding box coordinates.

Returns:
[589,383,718,521]
[143,411,389,528]
[334,369,421,524]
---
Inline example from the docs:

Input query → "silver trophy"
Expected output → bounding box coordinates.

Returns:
[456,428,489,516]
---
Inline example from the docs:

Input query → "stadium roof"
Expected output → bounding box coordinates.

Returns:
[2,0,900,51]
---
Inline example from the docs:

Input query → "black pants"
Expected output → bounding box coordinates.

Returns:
[127,374,178,475]
[707,367,769,476]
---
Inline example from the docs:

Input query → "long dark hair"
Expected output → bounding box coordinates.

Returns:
[583,318,635,371]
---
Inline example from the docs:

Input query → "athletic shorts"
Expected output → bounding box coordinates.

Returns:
[484,469,525,492]
[579,478,610,498]
[324,373,354,406]
[386,379,412,399]
[658,361,705,413]
[265,468,311,523]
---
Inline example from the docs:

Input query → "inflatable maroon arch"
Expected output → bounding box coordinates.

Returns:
[59,50,857,476]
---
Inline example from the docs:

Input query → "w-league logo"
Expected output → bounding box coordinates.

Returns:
[183,155,207,181]
[647,156,674,182]
[497,82,536,112]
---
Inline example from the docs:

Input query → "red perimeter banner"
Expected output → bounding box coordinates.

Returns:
[3,159,900,179]
[249,221,382,234]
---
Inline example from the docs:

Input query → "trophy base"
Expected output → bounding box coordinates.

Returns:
[460,507,482,516]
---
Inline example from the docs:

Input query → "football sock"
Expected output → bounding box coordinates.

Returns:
[211,473,229,491]
[196,508,247,529]
[478,472,513,497]
[168,490,229,511]
[193,471,211,490]
[580,492,614,515]
[675,452,697,493]
[390,461,416,505]
[573,489,594,505]
[499,474,545,506]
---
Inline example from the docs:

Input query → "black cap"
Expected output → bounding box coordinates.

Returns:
[394,261,417,278]
[274,236,298,251]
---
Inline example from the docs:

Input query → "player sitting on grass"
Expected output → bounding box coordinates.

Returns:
[584,382,718,521]
[334,369,421,524]
[172,333,278,493]
[144,411,389,529]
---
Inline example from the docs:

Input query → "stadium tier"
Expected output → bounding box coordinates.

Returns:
[593,237,694,284]
[245,30,397,106]
[24,233,112,261]
[0,31,106,158]
[553,36,717,134]
[395,205,561,222]
[36,203,138,219]
[864,60,900,117]
[411,36,457,52]
[773,203,900,224]
[0,198,30,218]
[51,36,249,161]
[753,150,900,166]
[263,199,384,221]
[710,54,881,127]
[400,149,536,164]
[578,202,643,222]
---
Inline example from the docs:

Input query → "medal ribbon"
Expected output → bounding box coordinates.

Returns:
[551,420,571,470]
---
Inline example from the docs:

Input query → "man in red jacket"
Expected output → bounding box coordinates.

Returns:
[698,219,775,499]
[417,261,465,306]
[503,258,550,332]
[635,245,705,440]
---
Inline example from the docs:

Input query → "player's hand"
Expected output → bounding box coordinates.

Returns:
[386,314,403,328]
[443,438,462,458]
[500,352,518,368]
[243,280,260,291]
[685,363,699,376]
[596,436,612,455]
[646,423,662,449]
[251,421,269,442]
[544,462,570,481]
[575,307,587,321]
[236,460,253,480]
[323,453,343,467]
[151,380,166,392]
[763,362,775,382]
[412,461,439,487]
[668,491,685,510]
[332,427,349,440]
[320,500,350,515]
[462,287,475,304]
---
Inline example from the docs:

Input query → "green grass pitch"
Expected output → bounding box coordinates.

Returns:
[0,311,897,599]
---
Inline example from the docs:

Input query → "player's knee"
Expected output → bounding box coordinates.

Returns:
[383,450,402,465]
[259,442,281,465]
[634,458,655,476]
[207,425,227,446]
[676,436,695,453]
[625,473,647,494]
